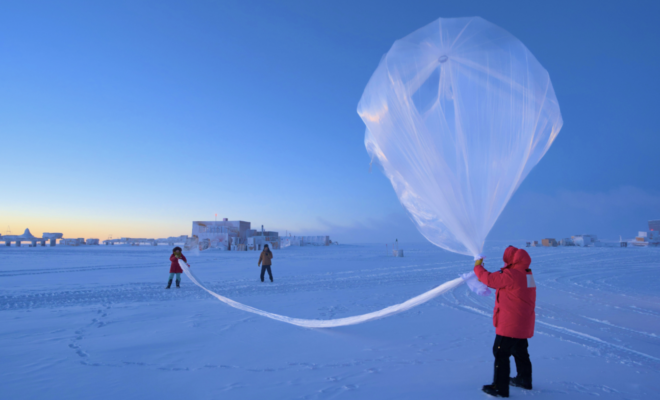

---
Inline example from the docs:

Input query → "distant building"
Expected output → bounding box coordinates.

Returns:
[280,235,330,247]
[649,220,660,232]
[60,238,85,246]
[188,218,330,251]
[191,219,251,250]
[559,238,574,246]
[572,234,598,247]
[86,238,100,245]
[542,238,558,247]
[103,236,188,246]
[247,230,280,251]
[2,229,61,247]
[630,231,660,247]
[43,233,63,246]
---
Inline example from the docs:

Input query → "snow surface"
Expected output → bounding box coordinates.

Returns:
[2,243,659,399]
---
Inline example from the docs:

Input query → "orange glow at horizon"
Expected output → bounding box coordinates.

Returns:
[0,215,192,241]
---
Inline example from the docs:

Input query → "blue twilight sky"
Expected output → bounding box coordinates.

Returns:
[1,0,658,243]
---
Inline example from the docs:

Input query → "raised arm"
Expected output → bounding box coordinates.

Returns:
[474,263,514,289]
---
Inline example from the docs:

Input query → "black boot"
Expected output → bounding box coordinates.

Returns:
[482,384,509,398]
[510,376,532,390]
[176,280,180,288]
[166,279,172,289]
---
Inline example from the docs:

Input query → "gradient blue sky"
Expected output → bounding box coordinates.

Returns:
[1,0,658,243]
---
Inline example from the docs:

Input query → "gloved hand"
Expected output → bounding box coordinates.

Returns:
[474,258,483,267]
[461,271,491,296]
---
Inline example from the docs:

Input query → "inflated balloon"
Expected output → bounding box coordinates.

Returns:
[358,17,563,258]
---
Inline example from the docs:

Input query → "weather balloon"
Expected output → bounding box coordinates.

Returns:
[358,17,563,257]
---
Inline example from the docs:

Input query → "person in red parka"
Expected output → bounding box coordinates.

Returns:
[474,246,536,398]
[167,247,189,289]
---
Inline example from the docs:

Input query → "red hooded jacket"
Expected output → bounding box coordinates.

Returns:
[474,247,536,339]
[169,253,187,273]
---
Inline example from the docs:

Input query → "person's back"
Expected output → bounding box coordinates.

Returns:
[491,249,536,339]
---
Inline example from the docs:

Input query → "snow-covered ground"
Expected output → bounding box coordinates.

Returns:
[2,243,659,399]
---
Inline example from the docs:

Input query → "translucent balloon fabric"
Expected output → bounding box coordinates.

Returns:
[179,259,468,328]
[358,17,563,257]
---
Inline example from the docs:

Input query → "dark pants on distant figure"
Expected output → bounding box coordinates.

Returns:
[492,335,532,395]
[260,265,273,282]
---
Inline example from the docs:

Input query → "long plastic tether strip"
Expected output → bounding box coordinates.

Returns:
[179,260,466,328]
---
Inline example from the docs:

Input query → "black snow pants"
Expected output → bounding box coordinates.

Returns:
[492,335,532,395]
[260,265,273,282]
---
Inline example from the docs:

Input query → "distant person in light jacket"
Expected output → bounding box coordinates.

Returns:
[258,244,274,282]
[167,247,189,289]
[474,246,536,398]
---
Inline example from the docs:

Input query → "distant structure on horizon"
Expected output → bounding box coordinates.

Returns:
[2,219,333,250]
[1,229,63,247]
[541,238,558,247]
[526,219,660,249]
[188,218,330,251]
[102,236,188,246]
[280,235,331,247]
[649,220,660,232]
[0,227,189,248]
[572,235,599,247]
[527,235,599,247]
[620,220,660,247]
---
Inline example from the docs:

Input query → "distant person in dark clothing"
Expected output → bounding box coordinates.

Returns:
[167,246,189,289]
[258,244,274,282]
[474,246,536,398]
